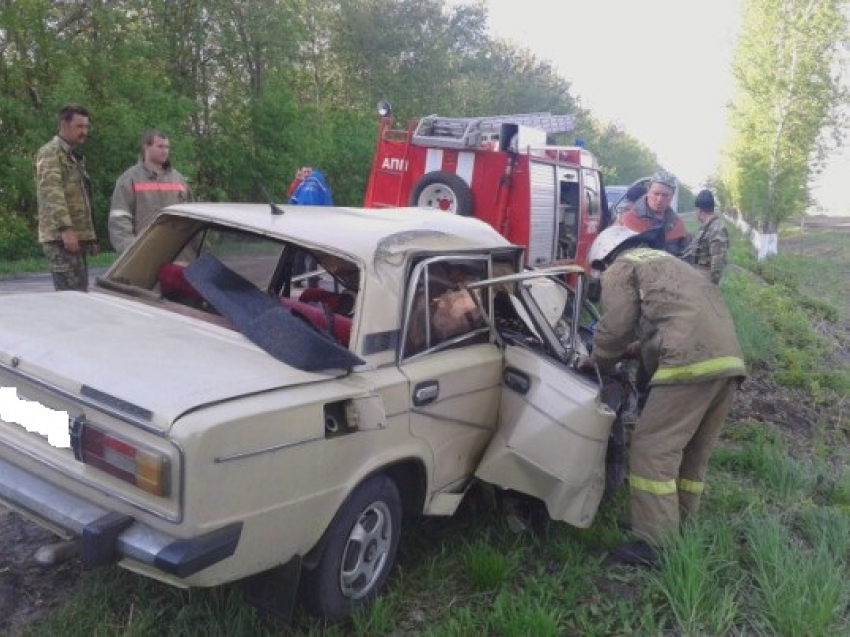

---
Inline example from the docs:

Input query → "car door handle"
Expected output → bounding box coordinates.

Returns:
[504,366,531,395]
[413,381,440,407]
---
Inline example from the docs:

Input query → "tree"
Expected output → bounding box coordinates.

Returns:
[0,0,672,254]
[723,0,847,231]
[585,120,660,185]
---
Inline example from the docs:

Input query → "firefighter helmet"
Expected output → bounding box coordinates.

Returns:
[587,226,638,268]
[650,170,677,190]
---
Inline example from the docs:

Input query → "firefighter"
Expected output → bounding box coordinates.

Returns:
[681,189,729,284]
[585,226,747,566]
[620,170,688,256]
[109,128,192,254]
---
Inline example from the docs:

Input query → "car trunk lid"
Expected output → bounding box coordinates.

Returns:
[0,292,345,432]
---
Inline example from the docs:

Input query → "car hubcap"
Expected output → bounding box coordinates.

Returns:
[418,184,457,212]
[339,501,393,599]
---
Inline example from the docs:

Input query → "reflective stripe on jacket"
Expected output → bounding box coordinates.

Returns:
[109,162,191,253]
[592,247,746,385]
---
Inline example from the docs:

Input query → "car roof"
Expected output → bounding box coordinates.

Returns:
[162,203,515,264]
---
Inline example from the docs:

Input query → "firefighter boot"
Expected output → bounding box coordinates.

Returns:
[613,540,660,568]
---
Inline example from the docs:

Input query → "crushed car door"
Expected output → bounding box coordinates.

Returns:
[398,256,503,510]
[466,266,616,528]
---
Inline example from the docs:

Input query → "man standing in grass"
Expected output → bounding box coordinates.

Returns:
[586,226,747,566]
[109,128,192,254]
[682,189,729,284]
[35,103,99,291]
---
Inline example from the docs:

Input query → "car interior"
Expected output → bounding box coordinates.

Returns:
[99,220,360,350]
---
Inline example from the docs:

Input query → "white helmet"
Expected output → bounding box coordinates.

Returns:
[588,226,638,268]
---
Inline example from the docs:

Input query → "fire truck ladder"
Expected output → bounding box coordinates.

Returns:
[411,113,575,150]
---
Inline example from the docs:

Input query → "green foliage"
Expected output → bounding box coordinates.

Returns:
[461,538,515,591]
[722,0,847,228]
[0,208,40,260]
[350,593,399,635]
[721,273,777,365]
[651,520,742,635]
[588,121,660,186]
[722,224,848,398]
[0,0,660,230]
[828,470,850,508]
[27,464,850,635]
[746,514,847,635]
[794,507,850,560]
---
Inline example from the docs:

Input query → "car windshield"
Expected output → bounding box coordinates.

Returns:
[605,186,628,213]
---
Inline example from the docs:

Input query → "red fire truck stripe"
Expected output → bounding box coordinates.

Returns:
[132,183,187,193]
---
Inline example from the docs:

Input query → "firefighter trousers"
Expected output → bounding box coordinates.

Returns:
[628,377,738,545]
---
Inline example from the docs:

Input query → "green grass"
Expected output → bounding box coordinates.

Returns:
[747,514,848,635]
[721,224,850,399]
[651,520,742,635]
[30,449,848,636]
[0,252,117,276]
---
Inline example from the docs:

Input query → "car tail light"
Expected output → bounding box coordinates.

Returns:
[80,426,169,496]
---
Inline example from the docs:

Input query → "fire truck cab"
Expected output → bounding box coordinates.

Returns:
[364,103,611,269]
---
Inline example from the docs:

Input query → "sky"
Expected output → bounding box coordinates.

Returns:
[451,0,848,214]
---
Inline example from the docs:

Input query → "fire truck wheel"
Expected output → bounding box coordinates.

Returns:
[409,172,474,216]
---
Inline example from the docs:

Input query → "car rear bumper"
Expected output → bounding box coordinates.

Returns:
[0,456,241,578]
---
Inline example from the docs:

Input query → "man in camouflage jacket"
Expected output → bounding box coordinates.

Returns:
[587,226,746,566]
[35,104,99,291]
[682,189,728,284]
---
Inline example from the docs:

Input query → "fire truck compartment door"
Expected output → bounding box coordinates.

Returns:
[527,162,558,266]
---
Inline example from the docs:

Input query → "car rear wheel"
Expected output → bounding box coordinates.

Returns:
[409,171,474,216]
[300,474,402,622]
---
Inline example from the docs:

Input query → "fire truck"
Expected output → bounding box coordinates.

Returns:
[363,102,612,269]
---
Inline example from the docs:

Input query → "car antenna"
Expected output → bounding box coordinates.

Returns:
[256,181,285,216]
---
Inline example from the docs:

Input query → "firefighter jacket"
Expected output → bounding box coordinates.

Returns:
[109,162,192,253]
[35,136,95,244]
[592,247,746,385]
[620,196,689,256]
[682,215,729,284]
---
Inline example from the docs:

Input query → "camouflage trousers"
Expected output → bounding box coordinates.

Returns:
[41,241,89,291]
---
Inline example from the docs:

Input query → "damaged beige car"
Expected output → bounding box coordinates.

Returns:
[0,203,616,622]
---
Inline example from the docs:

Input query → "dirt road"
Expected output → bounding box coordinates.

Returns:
[0,268,107,296]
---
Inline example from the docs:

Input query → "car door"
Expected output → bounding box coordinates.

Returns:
[467,266,617,529]
[398,256,503,509]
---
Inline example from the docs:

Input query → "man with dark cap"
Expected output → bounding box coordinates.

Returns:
[682,189,729,284]
[585,226,746,566]
[620,170,688,256]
